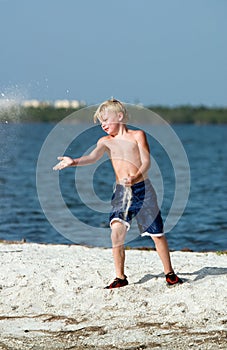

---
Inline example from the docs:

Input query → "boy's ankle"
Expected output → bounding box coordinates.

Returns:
[116,275,126,280]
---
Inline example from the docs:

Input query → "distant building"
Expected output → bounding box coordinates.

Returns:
[70,100,80,109]
[54,99,81,109]
[54,100,71,109]
[22,100,41,108]
[20,99,85,109]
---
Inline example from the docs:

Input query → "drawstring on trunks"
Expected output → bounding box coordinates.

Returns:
[113,181,132,221]
[122,185,132,220]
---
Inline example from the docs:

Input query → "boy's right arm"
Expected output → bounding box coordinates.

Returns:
[53,138,107,171]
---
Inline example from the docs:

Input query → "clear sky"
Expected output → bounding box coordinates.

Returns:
[0,0,226,106]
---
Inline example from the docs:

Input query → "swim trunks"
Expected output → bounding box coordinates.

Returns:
[109,179,164,237]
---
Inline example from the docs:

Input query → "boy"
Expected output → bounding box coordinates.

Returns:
[53,99,183,288]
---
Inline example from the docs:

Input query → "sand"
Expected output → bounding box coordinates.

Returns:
[0,242,226,349]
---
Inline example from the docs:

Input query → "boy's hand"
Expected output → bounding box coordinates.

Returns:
[53,156,75,171]
[123,176,136,187]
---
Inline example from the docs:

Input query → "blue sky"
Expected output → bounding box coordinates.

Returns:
[0,0,226,106]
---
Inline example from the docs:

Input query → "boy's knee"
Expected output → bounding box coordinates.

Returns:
[111,221,127,246]
[111,220,127,233]
[151,234,165,243]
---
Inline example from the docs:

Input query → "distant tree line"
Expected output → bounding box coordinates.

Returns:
[147,105,227,124]
[0,105,227,124]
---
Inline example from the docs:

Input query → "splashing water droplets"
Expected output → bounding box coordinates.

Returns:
[0,85,27,123]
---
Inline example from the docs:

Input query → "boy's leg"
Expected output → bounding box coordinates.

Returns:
[111,221,127,279]
[151,235,183,285]
[151,235,173,274]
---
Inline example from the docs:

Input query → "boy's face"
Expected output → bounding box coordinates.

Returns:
[99,109,123,135]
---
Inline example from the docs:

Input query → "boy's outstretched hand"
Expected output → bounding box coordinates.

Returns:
[53,156,75,171]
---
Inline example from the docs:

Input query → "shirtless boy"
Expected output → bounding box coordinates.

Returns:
[53,99,183,288]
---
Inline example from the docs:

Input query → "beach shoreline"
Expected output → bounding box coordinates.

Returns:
[0,242,226,349]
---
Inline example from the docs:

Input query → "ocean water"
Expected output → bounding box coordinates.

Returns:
[0,122,226,252]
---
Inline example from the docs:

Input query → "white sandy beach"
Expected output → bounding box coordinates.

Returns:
[0,242,226,349]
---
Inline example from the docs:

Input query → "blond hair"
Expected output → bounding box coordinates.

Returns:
[93,98,129,123]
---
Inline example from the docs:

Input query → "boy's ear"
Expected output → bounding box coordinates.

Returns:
[118,112,124,121]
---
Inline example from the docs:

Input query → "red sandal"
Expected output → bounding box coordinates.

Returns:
[104,275,128,289]
[165,272,183,286]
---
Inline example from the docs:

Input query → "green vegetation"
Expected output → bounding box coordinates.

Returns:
[147,105,227,124]
[17,106,82,123]
[0,105,227,124]
[216,251,227,256]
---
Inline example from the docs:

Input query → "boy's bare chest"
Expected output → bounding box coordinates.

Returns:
[107,139,139,159]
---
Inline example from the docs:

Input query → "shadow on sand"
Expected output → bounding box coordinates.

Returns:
[134,266,227,285]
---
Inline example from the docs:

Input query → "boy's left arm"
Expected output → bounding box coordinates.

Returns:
[126,130,151,185]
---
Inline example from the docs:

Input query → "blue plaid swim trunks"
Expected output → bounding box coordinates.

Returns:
[109,179,164,237]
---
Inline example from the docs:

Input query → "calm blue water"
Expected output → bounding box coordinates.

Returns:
[0,122,226,251]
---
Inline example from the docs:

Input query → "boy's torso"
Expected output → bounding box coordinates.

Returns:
[101,129,148,184]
